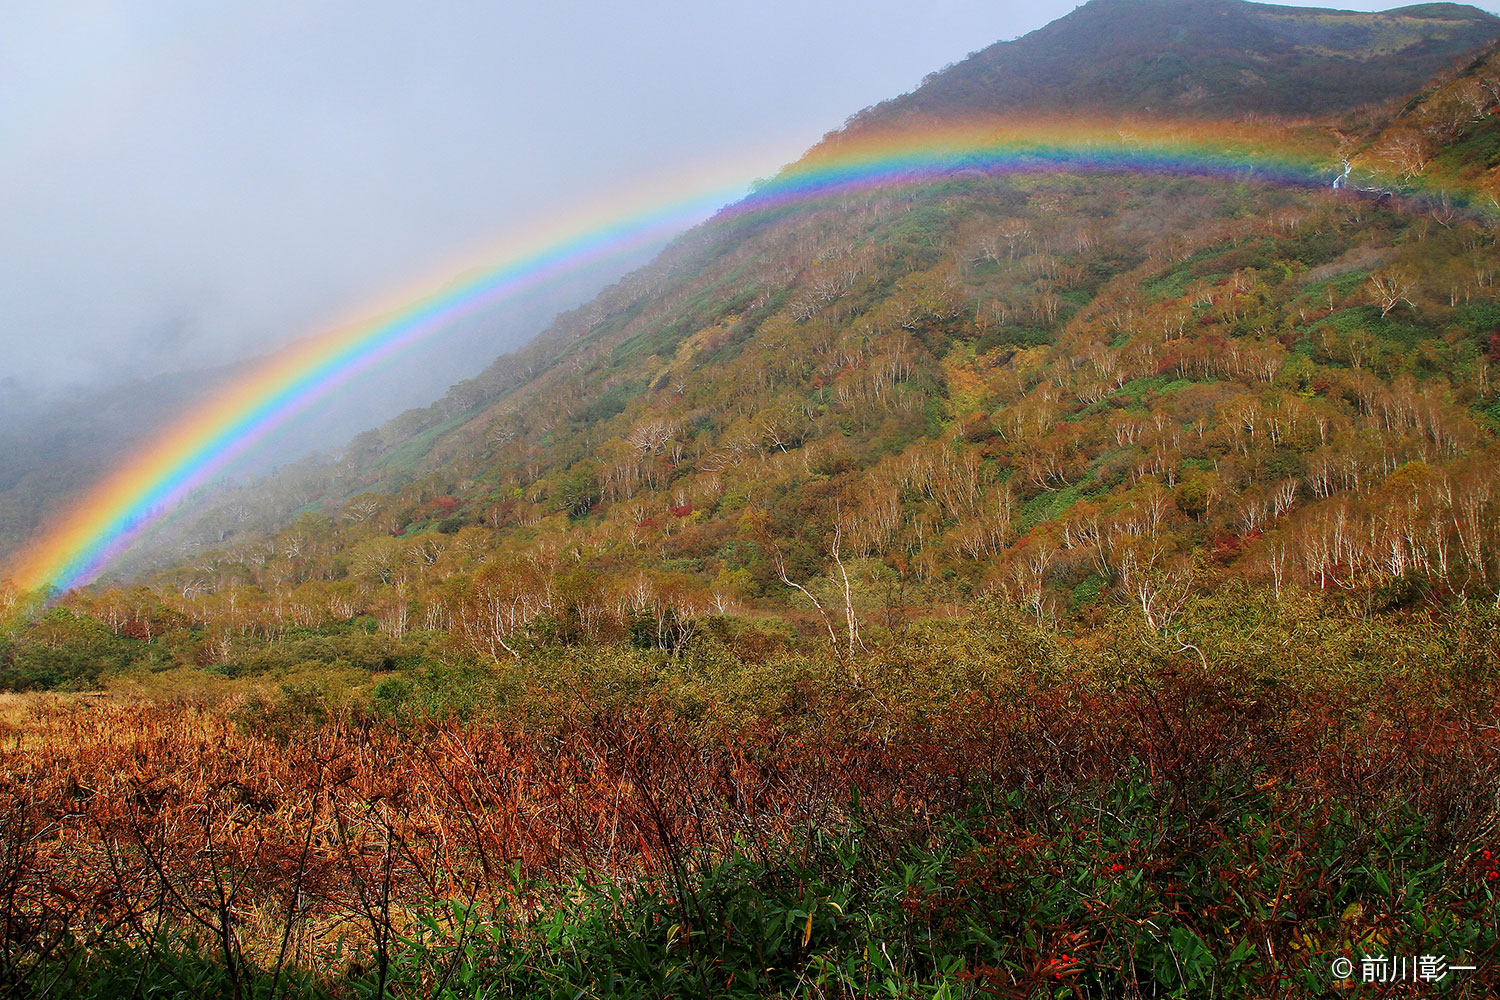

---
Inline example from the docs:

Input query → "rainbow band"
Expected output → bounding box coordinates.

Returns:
[5,118,1434,594]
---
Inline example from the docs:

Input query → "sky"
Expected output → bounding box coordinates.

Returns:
[3,0,1497,410]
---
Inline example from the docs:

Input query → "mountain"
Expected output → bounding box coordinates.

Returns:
[855,0,1499,121]
[16,0,1493,575]
[10,0,1500,658]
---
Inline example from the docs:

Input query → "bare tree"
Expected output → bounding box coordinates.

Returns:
[1377,133,1432,183]
[1368,269,1417,317]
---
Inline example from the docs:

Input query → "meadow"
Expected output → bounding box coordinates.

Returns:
[2,591,1496,998]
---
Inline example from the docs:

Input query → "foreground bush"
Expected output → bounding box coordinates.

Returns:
[28,777,1495,1000]
[3,605,1497,997]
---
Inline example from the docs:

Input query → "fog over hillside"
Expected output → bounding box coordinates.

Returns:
[0,0,1054,560]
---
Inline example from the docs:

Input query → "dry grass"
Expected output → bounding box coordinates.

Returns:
[2,649,1497,996]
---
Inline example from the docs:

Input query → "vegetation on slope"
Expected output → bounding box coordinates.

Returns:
[3,596,1498,998]
[46,162,1496,662]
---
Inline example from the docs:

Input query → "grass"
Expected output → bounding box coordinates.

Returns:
[3,594,1498,997]
[22,758,1498,998]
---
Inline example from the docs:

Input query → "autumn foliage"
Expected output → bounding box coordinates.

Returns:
[1,595,1497,997]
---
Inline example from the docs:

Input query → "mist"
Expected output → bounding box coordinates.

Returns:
[5,2,1029,404]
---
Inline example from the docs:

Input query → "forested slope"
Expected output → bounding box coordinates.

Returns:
[16,129,1500,672]
[8,3,1500,673]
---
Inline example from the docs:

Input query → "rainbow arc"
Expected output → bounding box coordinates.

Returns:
[9,117,1442,593]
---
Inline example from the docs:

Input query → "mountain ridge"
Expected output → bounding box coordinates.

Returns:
[847,0,1500,124]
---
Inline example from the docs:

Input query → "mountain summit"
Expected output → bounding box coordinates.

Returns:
[861,0,1499,121]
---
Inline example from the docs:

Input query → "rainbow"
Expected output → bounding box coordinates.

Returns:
[4,116,1443,594]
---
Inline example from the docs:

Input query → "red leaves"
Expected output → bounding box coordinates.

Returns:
[6,659,1498,988]
[47,882,79,903]
[1210,533,1243,563]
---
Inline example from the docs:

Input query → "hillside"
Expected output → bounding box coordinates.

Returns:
[28,5,1500,644]
[41,122,1497,662]
[12,3,1498,585]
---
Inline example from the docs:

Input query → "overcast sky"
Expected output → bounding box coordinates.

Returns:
[4,0,1496,399]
